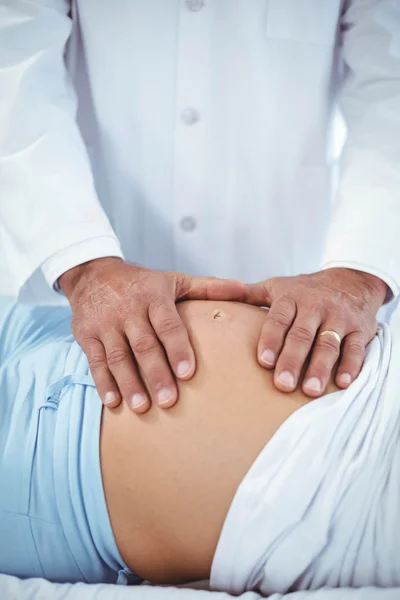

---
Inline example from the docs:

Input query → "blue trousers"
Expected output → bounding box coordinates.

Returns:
[0,298,141,585]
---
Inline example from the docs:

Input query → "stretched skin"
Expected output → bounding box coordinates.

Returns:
[100,300,339,584]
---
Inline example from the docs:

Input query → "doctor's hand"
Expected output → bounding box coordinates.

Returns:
[245,268,388,398]
[59,257,247,413]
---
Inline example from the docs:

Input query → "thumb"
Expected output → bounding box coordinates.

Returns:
[241,280,274,307]
[176,275,248,301]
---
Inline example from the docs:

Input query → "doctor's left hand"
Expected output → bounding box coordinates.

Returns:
[245,268,388,397]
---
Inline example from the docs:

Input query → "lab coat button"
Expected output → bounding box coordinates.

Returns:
[180,216,197,232]
[185,0,204,12]
[180,107,200,125]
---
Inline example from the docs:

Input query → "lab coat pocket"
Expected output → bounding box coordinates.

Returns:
[265,0,342,46]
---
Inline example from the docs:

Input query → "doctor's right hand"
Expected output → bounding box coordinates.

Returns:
[58,257,246,414]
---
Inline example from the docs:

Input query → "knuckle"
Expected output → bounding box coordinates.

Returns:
[106,346,130,366]
[131,334,159,356]
[316,337,341,353]
[175,273,189,296]
[276,294,296,312]
[270,311,293,330]
[88,354,107,371]
[157,317,182,337]
[288,325,314,345]
[345,341,365,359]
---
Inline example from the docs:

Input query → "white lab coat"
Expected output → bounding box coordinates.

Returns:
[0,0,399,304]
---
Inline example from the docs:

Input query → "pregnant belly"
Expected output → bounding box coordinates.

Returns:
[100,300,339,584]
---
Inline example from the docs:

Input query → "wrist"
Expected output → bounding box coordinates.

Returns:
[352,269,388,306]
[363,272,388,302]
[58,257,123,298]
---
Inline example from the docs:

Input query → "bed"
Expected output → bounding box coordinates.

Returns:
[1,575,400,599]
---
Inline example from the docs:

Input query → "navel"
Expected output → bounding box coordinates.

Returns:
[212,309,229,321]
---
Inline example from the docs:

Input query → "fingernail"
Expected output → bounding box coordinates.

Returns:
[177,360,191,378]
[260,349,276,366]
[277,371,295,388]
[131,393,147,409]
[339,373,352,385]
[305,377,322,393]
[104,391,118,405]
[157,388,174,405]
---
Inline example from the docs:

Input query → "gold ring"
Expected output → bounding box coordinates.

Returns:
[319,330,342,345]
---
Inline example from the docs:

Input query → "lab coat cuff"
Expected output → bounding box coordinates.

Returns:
[319,261,399,305]
[41,236,125,293]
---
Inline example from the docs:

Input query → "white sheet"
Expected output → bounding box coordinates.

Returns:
[211,324,400,595]
[1,575,400,600]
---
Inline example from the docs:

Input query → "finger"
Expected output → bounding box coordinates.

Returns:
[335,331,368,389]
[126,318,178,409]
[102,331,151,414]
[257,295,297,372]
[177,274,248,302]
[302,324,346,397]
[242,280,274,307]
[273,309,322,393]
[148,298,195,381]
[83,337,122,409]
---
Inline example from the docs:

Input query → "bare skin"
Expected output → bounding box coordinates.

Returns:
[100,300,339,585]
